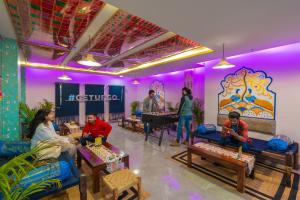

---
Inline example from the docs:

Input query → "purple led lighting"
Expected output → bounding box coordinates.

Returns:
[188,192,203,200]
[170,71,180,75]
[161,175,181,190]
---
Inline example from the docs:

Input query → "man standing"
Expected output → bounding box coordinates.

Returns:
[143,90,160,133]
[219,111,251,151]
[80,113,112,146]
[143,90,159,113]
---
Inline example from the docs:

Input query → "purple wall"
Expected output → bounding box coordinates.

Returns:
[204,42,300,143]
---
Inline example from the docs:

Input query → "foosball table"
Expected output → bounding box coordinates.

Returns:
[142,112,178,146]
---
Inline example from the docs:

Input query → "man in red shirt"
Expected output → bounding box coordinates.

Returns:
[219,111,251,151]
[80,113,112,146]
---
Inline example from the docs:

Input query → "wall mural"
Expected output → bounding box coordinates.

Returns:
[184,70,193,90]
[150,80,165,110]
[218,67,276,120]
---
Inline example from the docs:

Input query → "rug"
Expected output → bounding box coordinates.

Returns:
[43,161,150,200]
[171,151,299,200]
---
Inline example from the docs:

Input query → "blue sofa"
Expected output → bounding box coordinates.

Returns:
[0,141,87,200]
[191,131,299,187]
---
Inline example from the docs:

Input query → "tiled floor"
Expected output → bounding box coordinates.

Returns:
[108,124,246,200]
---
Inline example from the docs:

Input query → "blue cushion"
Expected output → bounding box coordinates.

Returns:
[135,110,142,117]
[0,141,31,158]
[29,152,80,199]
[197,124,217,135]
[17,161,72,189]
[267,138,289,152]
[0,150,81,200]
[52,122,60,132]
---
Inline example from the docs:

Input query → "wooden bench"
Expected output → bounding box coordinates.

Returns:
[187,143,254,193]
[191,131,299,187]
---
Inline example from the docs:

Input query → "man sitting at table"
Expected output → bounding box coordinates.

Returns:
[219,111,251,151]
[80,113,112,146]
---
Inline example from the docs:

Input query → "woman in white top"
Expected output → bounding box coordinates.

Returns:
[29,109,76,157]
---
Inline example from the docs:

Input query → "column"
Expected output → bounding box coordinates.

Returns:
[0,38,20,140]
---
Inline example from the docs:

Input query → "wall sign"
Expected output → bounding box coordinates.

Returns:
[85,84,104,115]
[109,85,125,113]
[55,83,79,117]
[67,94,120,102]
[150,80,165,110]
[218,67,276,120]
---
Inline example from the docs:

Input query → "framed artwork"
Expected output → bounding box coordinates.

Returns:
[218,67,276,120]
[150,80,165,110]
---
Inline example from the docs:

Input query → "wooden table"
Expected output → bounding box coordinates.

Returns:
[77,142,129,193]
[122,117,143,132]
[187,143,254,193]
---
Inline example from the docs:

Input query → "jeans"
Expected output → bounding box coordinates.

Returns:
[219,136,250,152]
[176,115,192,142]
[80,134,107,146]
[144,123,153,134]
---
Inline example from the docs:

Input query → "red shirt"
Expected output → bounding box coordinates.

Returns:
[83,118,112,138]
[223,119,250,143]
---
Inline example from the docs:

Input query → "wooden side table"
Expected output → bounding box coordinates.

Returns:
[103,169,142,200]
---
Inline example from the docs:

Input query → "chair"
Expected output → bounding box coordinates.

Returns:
[102,169,142,200]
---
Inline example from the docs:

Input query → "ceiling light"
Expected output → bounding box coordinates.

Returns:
[213,43,235,69]
[78,35,101,67]
[132,79,140,85]
[119,75,124,77]
[58,74,72,81]
[78,53,101,67]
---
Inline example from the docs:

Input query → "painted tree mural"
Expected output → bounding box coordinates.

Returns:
[218,67,276,120]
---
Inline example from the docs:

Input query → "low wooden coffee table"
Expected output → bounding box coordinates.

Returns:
[122,117,143,132]
[77,142,129,193]
[187,142,255,193]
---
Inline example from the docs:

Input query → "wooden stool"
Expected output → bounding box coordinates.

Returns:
[103,169,142,200]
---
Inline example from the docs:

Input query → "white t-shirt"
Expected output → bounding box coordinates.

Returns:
[31,121,69,149]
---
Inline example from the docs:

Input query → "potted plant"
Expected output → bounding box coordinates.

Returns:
[19,99,55,139]
[130,101,140,120]
[0,144,61,200]
[166,102,176,112]
[192,98,204,130]
[38,99,54,110]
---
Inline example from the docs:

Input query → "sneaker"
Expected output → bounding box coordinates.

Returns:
[170,141,180,147]
[182,140,189,145]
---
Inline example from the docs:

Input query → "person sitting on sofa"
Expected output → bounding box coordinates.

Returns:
[29,109,76,157]
[219,111,251,151]
[80,113,112,146]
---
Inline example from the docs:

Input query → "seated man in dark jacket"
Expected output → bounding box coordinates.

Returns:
[80,113,112,146]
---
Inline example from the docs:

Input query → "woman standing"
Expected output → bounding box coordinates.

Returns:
[170,87,193,146]
[29,109,76,157]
